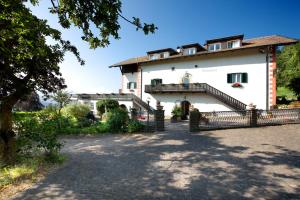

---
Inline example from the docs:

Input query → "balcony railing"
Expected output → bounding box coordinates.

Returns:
[145,83,247,110]
[145,83,206,93]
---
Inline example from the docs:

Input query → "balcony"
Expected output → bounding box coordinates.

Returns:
[145,83,206,94]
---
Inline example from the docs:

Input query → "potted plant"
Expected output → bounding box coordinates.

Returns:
[171,105,182,123]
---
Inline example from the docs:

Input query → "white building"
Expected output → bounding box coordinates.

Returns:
[109,34,297,117]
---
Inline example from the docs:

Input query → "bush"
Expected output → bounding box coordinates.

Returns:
[127,120,144,133]
[13,112,37,122]
[62,103,91,127]
[106,108,129,133]
[96,99,119,116]
[58,122,109,135]
[63,103,90,119]
[15,111,63,156]
[171,105,182,118]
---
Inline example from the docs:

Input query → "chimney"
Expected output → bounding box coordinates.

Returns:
[176,46,182,54]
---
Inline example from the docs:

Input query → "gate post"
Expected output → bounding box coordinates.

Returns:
[189,109,200,132]
[249,108,258,127]
[130,108,137,120]
[154,102,164,131]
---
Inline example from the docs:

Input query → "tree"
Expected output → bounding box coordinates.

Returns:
[0,1,83,164]
[277,42,300,98]
[52,90,71,115]
[30,0,157,48]
[288,78,300,99]
[96,99,119,118]
[14,91,44,112]
[0,0,156,164]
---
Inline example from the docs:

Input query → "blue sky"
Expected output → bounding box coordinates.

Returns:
[28,0,300,94]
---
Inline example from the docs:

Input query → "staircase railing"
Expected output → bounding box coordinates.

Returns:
[201,83,247,110]
[131,94,155,113]
[144,83,247,110]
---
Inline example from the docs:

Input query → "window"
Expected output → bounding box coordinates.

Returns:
[151,79,162,86]
[183,77,190,85]
[208,43,221,51]
[187,48,196,55]
[149,54,159,60]
[227,40,240,49]
[127,82,137,89]
[215,43,221,50]
[163,52,169,58]
[227,73,248,83]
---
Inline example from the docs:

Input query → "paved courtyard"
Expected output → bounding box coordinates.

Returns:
[13,123,300,200]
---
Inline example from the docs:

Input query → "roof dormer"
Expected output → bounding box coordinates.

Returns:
[180,43,206,55]
[147,48,177,60]
[206,34,244,51]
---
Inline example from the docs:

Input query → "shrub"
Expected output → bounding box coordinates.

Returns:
[127,120,144,133]
[15,112,63,156]
[106,108,129,133]
[63,103,91,120]
[63,103,91,127]
[58,122,109,135]
[171,105,182,118]
[13,112,37,122]
[96,99,119,116]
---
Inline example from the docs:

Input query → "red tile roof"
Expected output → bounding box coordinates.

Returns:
[109,35,298,68]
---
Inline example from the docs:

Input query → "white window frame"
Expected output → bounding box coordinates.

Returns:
[163,52,169,58]
[208,43,221,51]
[227,40,240,49]
[187,48,196,55]
[149,54,159,60]
[128,82,136,90]
[232,73,242,83]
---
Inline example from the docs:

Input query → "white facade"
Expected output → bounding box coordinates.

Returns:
[122,48,272,116]
[75,99,133,115]
[121,72,139,96]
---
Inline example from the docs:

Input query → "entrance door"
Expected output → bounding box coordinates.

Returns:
[181,101,191,120]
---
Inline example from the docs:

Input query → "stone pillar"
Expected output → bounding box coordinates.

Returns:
[154,102,164,131]
[189,110,200,132]
[249,108,258,127]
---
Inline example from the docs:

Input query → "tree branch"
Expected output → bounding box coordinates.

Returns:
[118,13,142,29]
[50,0,57,9]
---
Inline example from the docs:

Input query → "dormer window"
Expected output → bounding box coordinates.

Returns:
[162,52,169,58]
[149,54,159,60]
[147,48,177,60]
[149,52,170,60]
[187,48,196,55]
[208,43,221,51]
[227,40,240,49]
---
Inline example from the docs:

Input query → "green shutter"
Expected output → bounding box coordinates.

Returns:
[127,82,130,89]
[227,74,232,83]
[134,82,137,89]
[159,79,162,84]
[242,73,248,83]
[151,79,154,86]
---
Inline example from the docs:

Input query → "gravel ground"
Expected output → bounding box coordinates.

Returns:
[12,123,300,200]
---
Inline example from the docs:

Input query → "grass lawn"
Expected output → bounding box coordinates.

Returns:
[0,154,65,199]
[277,86,297,100]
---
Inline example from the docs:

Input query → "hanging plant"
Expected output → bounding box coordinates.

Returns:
[232,82,243,88]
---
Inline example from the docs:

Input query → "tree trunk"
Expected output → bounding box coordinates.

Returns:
[0,103,16,165]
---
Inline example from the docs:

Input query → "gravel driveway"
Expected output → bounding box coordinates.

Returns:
[13,123,300,200]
